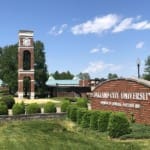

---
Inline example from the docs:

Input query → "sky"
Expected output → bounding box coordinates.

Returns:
[0,0,150,78]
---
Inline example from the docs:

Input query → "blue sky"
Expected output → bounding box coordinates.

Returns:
[0,0,150,78]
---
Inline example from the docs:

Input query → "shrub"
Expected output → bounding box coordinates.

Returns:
[26,103,41,114]
[61,100,70,112]
[68,105,78,122]
[98,111,111,132]
[12,103,25,115]
[0,96,15,109]
[67,105,72,118]
[77,108,87,124]
[44,102,56,113]
[90,110,100,130]
[0,102,8,115]
[76,98,88,108]
[108,112,131,138]
[81,110,92,128]
[64,97,77,102]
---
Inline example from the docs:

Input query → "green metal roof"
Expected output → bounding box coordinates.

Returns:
[46,75,80,87]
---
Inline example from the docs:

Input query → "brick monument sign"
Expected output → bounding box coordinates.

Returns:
[91,78,150,124]
[18,30,35,99]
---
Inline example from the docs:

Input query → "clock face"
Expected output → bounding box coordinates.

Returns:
[23,38,30,46]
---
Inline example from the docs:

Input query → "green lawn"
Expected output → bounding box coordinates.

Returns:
[0,119,149,150]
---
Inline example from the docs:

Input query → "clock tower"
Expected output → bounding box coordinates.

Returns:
[18,30,35,99]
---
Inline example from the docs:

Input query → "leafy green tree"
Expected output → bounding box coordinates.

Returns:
[107,73,118,79]
[77,72,90,80]
[53,71,59,79]
[94,77,106,82]
[0,44,18,94]
[143,56,150,81]
[52,70,74,79]
[34,41,49,96]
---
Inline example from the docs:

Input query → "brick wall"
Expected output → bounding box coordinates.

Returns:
[91,79,150,124]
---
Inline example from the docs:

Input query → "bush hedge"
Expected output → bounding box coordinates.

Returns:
[64,97,77,102]
[0,102,8,115]
[77,108,87,124]
[61,100,70,112]
[26,103,41,114]
[44,102,56,113]
[81,110,92,128]
[0,96,15,109]
[12,103,25,115]
[108,112,131,138]
[69,105,78,122]
[90,110,100,130]
[98,111,111,132]
[67,105,72,118]
[76,98,88,108]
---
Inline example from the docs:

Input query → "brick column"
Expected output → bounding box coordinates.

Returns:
[30,79,35,99]
[18,80,23,99]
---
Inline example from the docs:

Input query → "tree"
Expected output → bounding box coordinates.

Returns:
[0,44,18,94]
[107,73,118,79]
[52,70,74,79]
[143,56,150,81]
[34,41,49,96]
[77,72,90,80]
[0,41,48,96]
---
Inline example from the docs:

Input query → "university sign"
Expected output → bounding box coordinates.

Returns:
[92,92,150,101]
[91,78,150,124]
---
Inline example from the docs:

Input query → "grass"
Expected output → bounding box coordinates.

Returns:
[0,119,149,150]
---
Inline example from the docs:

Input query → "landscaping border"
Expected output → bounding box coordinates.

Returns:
[0,112,67,121]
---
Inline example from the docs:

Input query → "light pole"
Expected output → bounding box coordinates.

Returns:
[136,58,141,78]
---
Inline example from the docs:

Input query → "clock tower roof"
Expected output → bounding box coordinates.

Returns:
[19,30,34,37]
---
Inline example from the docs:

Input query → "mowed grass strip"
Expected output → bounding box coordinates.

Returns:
[0,119,147,150]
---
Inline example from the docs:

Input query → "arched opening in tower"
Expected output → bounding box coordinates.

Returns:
[23,77,31,98]
[23,50,31,70]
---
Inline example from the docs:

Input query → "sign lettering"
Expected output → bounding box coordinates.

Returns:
[92,92,150,101]
[100,100,141,109]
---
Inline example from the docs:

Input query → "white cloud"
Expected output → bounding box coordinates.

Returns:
[113,18,133,33]
[90,48,100,53]
[136,41,144,49]
[113,17,150,33]
[101,47,110,53]
[90,47,110,54]
[71,14,150,35]
[48,24,68,36]
[71,14,119,35]
[83,61,121,74]
[132,21,150,30]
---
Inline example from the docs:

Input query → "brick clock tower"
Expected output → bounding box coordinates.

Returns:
[18,30,35,99]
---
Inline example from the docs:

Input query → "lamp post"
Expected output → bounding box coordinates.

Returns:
[136,58,141,78]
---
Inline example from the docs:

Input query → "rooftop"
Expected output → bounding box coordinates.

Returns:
[19,30,34,37]
[46,75,80,87]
